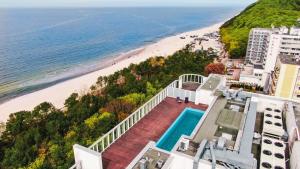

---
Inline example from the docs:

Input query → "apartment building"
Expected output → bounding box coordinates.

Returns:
[241,26,300,91]
[270,54,300,101]
[246,26,300,67]
[245,28,272,64]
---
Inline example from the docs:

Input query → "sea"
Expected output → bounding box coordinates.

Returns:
[0,7,243,103]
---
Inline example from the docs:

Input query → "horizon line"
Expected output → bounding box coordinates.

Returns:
[0,4,250,8]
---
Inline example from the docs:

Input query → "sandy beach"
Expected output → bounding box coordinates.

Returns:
[0,22,223,123]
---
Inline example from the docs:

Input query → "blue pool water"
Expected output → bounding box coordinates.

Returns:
[156,108,204,151]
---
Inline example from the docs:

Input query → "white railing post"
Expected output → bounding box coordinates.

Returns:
[101,140,104,151]
[107,136,109,147]
[117,125,121,139]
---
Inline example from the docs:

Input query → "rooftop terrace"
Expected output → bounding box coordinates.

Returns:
[102,97,208,169]
[71,74,299,169]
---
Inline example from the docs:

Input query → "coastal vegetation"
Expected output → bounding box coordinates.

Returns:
[204,63,225,75]
[220,0,300,58]
[0,46,215,169]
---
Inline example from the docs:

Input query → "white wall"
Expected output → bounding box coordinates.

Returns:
[265,34,281,73]
[168,153,224,169]
[195,90,214,105]
[286,103,300,145]
[73,144,103,169]
[239,75,261,85]
[290,141,300,169]
[168,153,194,169]
[167,87,196,102]
[255,97,284,113]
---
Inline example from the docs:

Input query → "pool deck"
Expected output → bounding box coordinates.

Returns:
[102,97,208,169]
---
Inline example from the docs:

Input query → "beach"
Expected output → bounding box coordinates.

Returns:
[0,22,223,123]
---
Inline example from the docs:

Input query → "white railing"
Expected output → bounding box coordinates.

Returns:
[179,74,206,85]
[167,85,196,102]
[88,87,169,153]
[70,74,206,169]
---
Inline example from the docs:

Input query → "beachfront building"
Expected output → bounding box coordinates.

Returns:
[269,54,300,101]
[241,26,300,91]
[70,74,300,169]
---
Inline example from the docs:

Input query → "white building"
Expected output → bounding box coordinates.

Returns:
[70,74,300,169]
[241,26,300,90]
[239,64,264,86]
[246,28,272,64]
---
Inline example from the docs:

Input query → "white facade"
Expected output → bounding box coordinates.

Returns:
[73,144,103,169]
[239,74,262,85]
[246,27,300,71]
[195,75,225,105]
[264,33,281,73]
[246,28,272,63]
[243,27,300,88]
[239,65,264,86]
[290,141,300,169]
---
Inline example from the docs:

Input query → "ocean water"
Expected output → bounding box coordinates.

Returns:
[0,7,242,103]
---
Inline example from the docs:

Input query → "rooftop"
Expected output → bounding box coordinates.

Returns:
[192,97,247,150]
[102,97,208,169]
[200,75,221,91]
[71,74,300,169]
[131,148,170,169]
[279,54,300,65]
[182,82,201,91]
[241,64,254,75]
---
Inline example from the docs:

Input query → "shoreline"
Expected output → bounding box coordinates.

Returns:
[0,47,146,104]
[0,21,223,123]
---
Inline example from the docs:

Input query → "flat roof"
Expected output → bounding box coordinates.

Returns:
[200,75,221,91]
[192,97,227,143]
[182,82,201,91]
[239,98,257,157]
[192,97,247,144]
[216,109,244,130]
[131,148,170,169]
[279,54,300,65]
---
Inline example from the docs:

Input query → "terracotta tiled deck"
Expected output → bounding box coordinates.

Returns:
[102,97,208,169]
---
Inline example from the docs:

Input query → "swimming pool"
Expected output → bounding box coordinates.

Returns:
[156,107,204,151]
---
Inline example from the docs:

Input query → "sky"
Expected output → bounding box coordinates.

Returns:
[0,0,257,8]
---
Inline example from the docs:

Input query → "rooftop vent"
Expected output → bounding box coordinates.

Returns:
[263,139,272,144]
[263,106,284,137]
[216,137,226,150]
[178,138,189,151]
[139,159,149,169]
[266,107,273,111]
[260,136,286,169]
